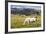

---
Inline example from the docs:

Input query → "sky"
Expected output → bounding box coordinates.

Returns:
[11,5,41,10]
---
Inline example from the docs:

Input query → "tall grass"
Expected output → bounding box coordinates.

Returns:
[11,14,41,28]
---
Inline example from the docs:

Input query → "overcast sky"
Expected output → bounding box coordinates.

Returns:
[11,5,41,10]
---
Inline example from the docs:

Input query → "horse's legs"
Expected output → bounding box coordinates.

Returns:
[27,20,29,24]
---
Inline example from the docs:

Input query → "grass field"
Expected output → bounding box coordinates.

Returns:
[11,14,41,28]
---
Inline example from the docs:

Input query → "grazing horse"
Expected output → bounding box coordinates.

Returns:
[23,17,36,25]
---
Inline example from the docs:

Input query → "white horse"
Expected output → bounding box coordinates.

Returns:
[23,17,36,25]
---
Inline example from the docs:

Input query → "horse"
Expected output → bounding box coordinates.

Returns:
[23,17,36,25]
